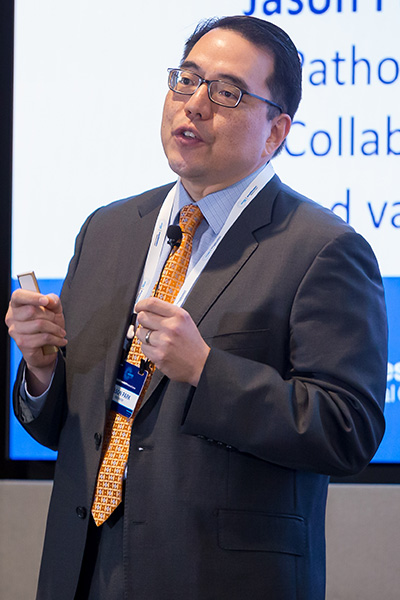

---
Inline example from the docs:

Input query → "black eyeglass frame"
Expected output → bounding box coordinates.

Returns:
[167,68,283,113]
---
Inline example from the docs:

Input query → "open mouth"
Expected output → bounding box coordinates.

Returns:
[174,127,203,143]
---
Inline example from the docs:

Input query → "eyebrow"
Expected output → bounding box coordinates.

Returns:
[180,60,250,92]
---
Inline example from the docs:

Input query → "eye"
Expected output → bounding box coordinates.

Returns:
[213,81,241,105]
[219,88,239,100]
[178,72,197,87]
[179,76,192,86]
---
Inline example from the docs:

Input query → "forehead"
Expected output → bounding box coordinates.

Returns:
[184,28,274,89]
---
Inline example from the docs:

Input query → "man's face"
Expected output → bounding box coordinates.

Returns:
[161,28,287,200]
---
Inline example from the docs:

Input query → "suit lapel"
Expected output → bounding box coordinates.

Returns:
[141,175,281,402]
[103,184,175,400]
[184,175,280,325]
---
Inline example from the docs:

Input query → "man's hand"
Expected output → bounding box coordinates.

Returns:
[135,297,210,387]
[5,290,67,395]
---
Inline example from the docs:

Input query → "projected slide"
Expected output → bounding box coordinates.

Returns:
[10,0,399,462]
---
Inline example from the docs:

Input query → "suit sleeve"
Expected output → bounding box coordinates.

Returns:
[13,351,67,451]
[12,209,100,450]
[181,231,387,477]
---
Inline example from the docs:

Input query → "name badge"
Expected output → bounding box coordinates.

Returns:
[111,361,148,418]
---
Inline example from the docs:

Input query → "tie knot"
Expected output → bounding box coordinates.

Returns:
[179,204,203,236]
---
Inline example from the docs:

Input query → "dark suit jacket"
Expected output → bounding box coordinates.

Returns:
[14,175,387,600]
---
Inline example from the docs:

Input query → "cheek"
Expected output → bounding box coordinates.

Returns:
[161,102,173,149]
[246,116,270,154]
[224,118,268,156]
[161,92,176,125]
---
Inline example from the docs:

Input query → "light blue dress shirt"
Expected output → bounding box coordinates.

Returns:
[174,162,268,274]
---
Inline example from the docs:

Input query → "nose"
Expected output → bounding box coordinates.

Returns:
[184,82,213,120]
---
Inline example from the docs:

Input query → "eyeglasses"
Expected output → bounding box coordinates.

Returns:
[167,68,283,112]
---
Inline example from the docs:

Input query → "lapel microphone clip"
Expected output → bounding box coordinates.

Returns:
[166,225,182,248]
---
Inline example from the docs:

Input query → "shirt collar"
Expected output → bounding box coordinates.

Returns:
[174,163,270,235]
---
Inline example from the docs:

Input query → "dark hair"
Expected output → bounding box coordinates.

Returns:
[182,15,302,121]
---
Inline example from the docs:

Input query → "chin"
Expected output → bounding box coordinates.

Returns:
[168,159,200,181]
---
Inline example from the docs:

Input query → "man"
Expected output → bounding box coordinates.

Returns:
[6,15,387,600]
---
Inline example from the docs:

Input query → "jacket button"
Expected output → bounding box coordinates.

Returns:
[76,506,87,519]
[94,432,102,449]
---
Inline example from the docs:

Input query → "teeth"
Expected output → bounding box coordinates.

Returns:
[183,131,196,138]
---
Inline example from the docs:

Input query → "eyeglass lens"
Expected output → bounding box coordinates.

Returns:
[169,69,242,107]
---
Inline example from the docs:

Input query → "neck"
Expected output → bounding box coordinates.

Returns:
[180,163,270,201]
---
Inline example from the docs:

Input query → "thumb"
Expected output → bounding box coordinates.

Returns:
[39,293,63,314]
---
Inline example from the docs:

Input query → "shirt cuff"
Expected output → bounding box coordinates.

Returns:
[19,361,57,422]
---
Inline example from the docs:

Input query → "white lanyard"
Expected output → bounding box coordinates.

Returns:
[135,162,275,308]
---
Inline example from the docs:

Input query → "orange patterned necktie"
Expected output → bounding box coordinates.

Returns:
[91,204,203,526]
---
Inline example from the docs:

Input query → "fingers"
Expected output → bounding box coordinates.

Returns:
[6,292,66,339]
[10,289,54,308]
[135,296,176,318]
[9,318,66,348]
[5,289,67,370]
[8,289,64,321]
[134,297,183,336]
[7,289,63,318]
[134,297,210,386]
[135,298,187,341]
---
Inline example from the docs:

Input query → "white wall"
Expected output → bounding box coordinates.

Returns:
[1,481,399,600]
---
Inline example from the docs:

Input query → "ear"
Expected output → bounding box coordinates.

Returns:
[263,113,292,157]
